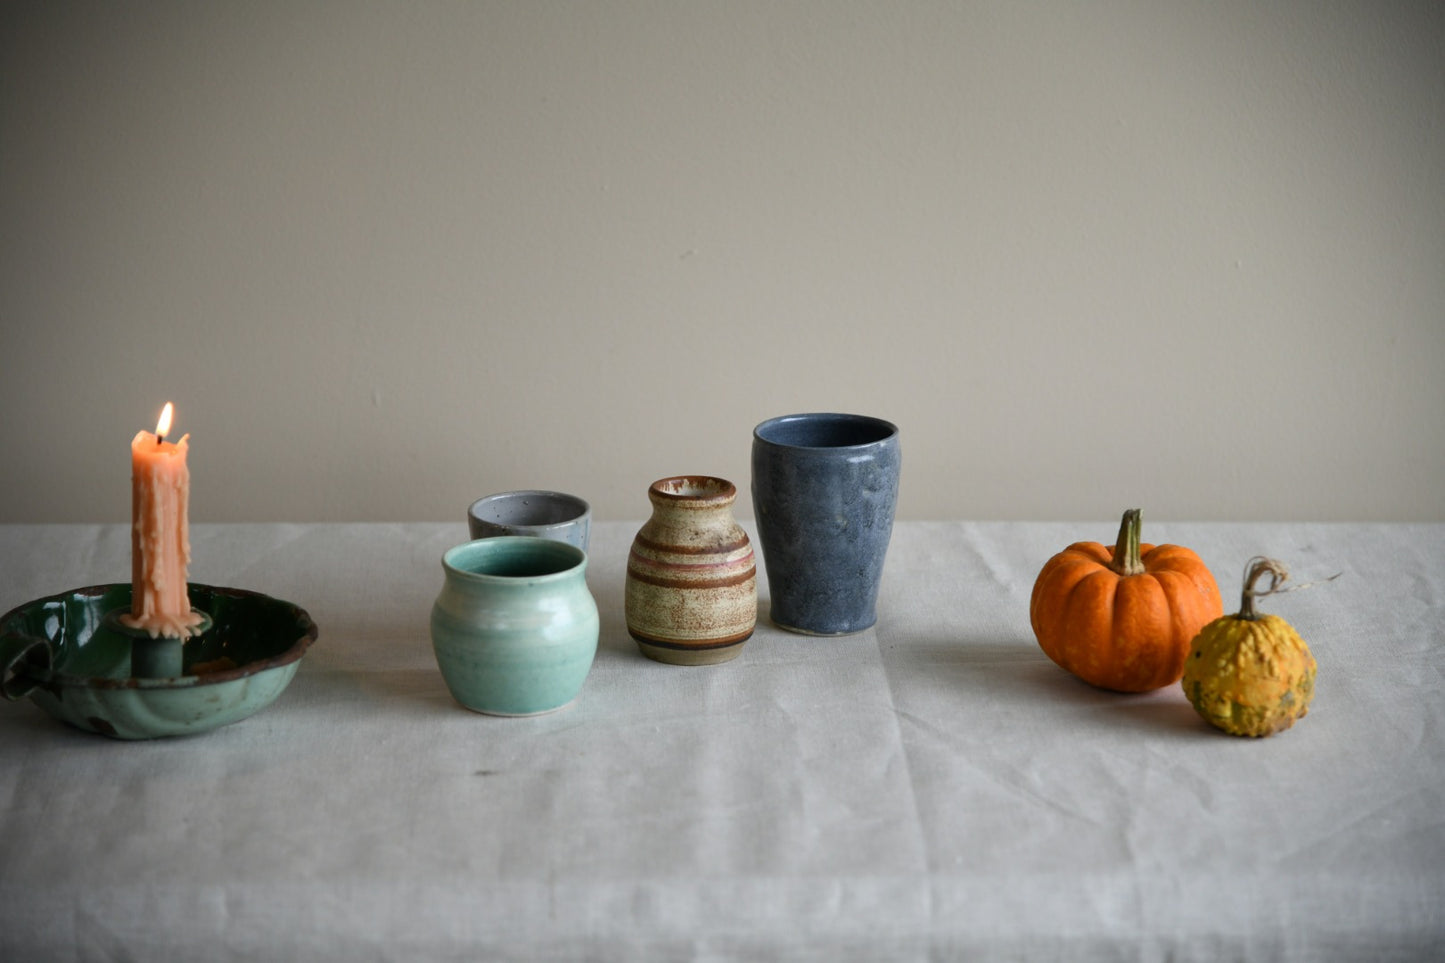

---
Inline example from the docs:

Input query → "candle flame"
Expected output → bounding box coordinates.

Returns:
[155,402,174,440]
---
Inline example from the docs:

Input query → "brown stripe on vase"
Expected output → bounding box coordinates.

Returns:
[624,564,757,592]
[629,626,755,667]
[631,532,753,557]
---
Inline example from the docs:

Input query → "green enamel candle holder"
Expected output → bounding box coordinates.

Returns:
[0,583,317,740]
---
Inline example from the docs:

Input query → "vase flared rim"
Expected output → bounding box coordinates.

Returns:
[647,475,737,507]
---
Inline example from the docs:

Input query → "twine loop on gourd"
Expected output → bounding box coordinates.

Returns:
[1239,556,1340,619]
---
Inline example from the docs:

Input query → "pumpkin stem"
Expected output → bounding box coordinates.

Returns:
[1109,509,1146,577]
[1239,556,1289,620]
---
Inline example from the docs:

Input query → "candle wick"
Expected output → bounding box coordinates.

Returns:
[156,433,165,447]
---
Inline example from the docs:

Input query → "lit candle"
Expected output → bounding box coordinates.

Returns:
[120,403,204,639]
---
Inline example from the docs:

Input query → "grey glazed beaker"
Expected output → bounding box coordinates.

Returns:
[466,490,591,551]
[751,413,901,635]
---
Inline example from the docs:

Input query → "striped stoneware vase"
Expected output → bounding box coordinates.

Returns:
[625,476,757,665]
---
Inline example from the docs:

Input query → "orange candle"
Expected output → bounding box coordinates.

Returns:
[120,403,204,639]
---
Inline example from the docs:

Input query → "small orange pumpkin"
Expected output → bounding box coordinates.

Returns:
[1030,509,1223,692]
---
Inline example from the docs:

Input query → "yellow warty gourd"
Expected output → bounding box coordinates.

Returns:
[1182,557,1318,738]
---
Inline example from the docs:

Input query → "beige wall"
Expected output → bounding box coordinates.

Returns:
[3,1,1442,524]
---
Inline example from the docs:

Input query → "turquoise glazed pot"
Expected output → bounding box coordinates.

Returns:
[430,537,599,716]
[0,583,317,739]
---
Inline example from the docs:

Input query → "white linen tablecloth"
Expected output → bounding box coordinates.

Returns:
[0,521,1441,961]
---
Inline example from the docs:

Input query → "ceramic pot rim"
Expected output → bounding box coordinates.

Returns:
[753,413,899,451]
[647,475,737,506]
[467,490,591,532]
[444,535,588,584]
